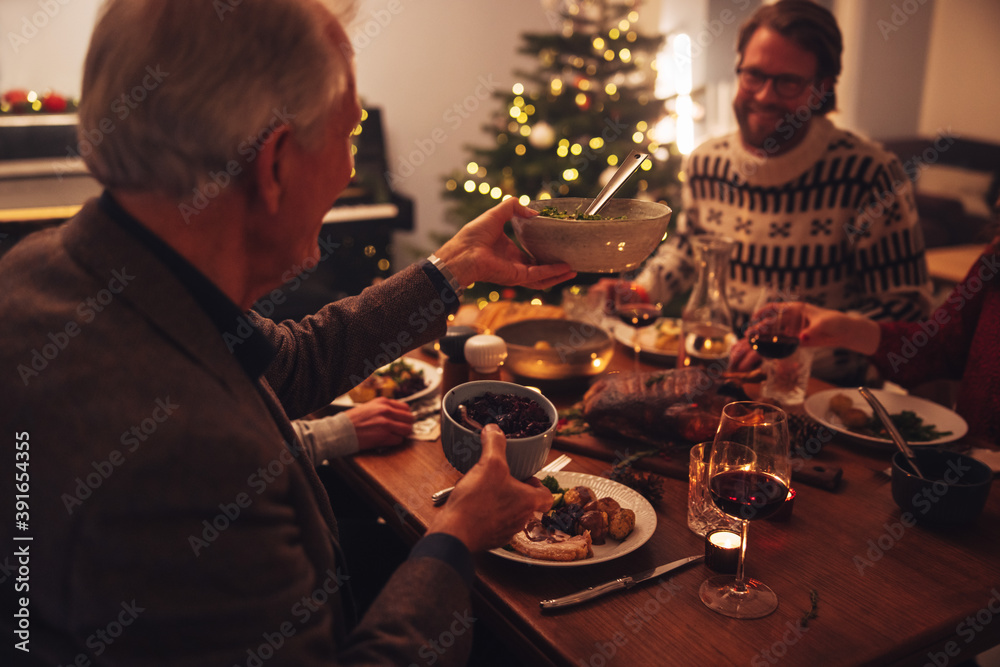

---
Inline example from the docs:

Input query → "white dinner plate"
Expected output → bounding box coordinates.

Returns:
[803,388,968,449]
[331,357,442,407]
[610,317,681,364]
[491,471,657,567]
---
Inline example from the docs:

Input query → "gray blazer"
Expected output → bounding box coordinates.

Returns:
[1,200,473,665]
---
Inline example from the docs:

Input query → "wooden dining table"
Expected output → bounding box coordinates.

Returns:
[326,337,1000,667]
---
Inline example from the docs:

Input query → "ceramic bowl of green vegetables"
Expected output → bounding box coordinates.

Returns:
[511,197,672,274]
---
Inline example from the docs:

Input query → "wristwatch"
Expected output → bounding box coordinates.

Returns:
[428,254,465,297]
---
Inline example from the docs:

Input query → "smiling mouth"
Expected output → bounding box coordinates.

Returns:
[749,104,784,118]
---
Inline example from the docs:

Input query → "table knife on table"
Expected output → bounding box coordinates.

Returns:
[539,554,703,610]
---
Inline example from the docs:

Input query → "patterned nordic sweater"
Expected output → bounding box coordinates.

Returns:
[637,116,933,382]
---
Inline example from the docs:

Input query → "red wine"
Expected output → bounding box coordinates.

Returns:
[749,334,799,359]
[710,471,789,520]
[616,304,660,328]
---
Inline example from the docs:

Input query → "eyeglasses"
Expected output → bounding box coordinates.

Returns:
[736,67,814,98]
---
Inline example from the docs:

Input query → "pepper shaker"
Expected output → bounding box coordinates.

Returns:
[437,326,477,395]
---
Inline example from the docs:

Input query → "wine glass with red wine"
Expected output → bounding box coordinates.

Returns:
[747,285,803,360]
[612,280,661,374]
[700,401,791,619]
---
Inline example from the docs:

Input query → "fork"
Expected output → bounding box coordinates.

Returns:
[431,453,572,506]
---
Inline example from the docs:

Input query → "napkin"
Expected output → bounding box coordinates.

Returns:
[410,397,441,442]
[970,448,1000,474]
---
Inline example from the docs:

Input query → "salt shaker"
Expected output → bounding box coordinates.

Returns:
[464,334,508,381]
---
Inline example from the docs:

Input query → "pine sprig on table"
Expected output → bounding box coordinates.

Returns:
[800,589,820,628]
[556,404,590,436]
[608,450,664,504]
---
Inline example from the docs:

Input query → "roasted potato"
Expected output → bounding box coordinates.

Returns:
[607,508,636,540]
[347,383,377,403]
[840,408,870,428]
[563,486,595,507]
[828,393,854,415]
[577,510,608,545]
[583,496,620,516]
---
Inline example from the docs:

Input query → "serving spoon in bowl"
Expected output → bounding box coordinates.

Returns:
[582,150,650,217]
[858,387,924,477]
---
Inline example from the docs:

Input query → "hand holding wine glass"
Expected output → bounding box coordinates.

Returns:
[747,285,804,360]
[700,401,791,619]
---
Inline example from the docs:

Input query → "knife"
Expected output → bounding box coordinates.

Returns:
[539,554,703,610]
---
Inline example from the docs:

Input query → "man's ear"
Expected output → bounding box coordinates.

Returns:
[813,77,835,111]
[252,125,293,216]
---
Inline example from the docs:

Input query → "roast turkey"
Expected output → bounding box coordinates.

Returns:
[581,367,754,445]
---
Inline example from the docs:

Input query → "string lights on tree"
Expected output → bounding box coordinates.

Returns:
[440,0,683,303]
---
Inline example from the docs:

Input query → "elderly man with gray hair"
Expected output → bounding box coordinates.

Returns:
[0,0,574,664]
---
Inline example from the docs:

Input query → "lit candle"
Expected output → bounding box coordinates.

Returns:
[705,528,741,574]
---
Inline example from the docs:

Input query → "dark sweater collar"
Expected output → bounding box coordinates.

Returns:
[98,190,276,379]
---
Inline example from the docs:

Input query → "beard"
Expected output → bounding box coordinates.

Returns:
[733,98,811,157]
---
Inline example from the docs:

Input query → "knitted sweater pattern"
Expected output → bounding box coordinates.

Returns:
[639,116,933,328]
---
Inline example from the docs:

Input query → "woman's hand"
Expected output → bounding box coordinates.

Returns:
[797,303,881,355]
[728,336,762,372]
[747,302,881,355]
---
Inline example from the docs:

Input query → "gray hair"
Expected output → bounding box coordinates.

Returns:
[78,0,357,199]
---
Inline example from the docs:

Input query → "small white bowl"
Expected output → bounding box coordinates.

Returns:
[511,197,672,274]
[441,380,557,480]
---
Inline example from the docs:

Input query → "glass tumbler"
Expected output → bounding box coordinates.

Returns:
[687,442,740,536]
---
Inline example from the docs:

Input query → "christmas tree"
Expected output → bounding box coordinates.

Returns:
[441,0,683,305]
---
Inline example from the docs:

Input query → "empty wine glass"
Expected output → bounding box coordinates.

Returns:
[700,401,791,619]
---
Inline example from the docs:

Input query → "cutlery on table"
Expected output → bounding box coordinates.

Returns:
[431,453,571,507]
[539,554,704,610]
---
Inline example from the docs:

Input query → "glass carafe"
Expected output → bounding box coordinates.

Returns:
[678,235,737,370]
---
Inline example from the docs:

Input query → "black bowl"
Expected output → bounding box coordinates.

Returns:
[891,449,992,525]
